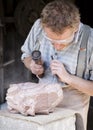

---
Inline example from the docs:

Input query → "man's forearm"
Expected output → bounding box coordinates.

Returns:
[67,74,93,96]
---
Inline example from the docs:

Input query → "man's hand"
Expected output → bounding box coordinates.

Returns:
[50,60,70,83]
[30,60,44,76]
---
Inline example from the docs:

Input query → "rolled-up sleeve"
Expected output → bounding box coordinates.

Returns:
[21,19,42,60]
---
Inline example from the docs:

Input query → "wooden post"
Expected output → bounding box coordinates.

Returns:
[0,20,4,103]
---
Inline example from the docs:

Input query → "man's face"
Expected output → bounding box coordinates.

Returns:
[43,27,77,51]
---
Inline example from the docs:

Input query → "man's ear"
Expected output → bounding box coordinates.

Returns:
[73,23,80,33]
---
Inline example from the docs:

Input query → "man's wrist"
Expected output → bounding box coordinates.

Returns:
[64,73,73,85]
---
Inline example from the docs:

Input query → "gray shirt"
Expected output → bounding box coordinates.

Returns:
[21,19,93,81]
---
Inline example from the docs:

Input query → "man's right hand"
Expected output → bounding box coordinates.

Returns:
[22,56,44,76]
[30,60,44,76]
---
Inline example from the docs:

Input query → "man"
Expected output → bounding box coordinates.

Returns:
[21,0,93,130]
